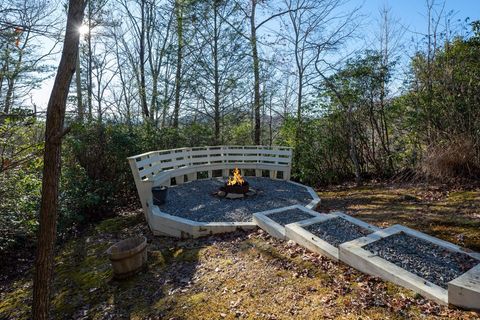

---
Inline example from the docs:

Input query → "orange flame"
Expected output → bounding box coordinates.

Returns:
[227,168,245,186]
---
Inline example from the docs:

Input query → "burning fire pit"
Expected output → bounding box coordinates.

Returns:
[217,168,254,199]
[224,168,249,194]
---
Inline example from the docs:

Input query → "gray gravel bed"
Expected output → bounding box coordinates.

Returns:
[364,232,479,289]
[158,177,313,222]
[304,217,374,247]
[266,208,317,226]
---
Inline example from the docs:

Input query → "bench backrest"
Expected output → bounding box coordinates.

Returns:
[128,145,293,181]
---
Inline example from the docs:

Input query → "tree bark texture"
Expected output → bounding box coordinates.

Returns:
[139,0,150,119]
[32,1,85,318]
[76,46,83,121]
[87,0,93,120]
[213,0,221,144]
[173,0,183,128]
[250,0,261,145]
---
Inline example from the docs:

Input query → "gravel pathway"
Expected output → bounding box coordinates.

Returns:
[158,177,314,222]
[364,232,479,289]
[304,217,374,247]
[267,208,317,226]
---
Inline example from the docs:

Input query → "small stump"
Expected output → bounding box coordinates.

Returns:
[107,236,147,279]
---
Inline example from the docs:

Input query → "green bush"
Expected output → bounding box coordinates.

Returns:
[0,115,43,252]
[59,122,216,225]
[0,165,42,251]
[277,116,352,186]
[61,123,141,221]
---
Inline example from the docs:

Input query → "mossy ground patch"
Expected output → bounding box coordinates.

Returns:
[2,184,480,319]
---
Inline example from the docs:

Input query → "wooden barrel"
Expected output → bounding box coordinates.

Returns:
[106,236,147,279]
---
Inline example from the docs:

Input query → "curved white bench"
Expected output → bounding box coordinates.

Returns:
[127,146,313,238]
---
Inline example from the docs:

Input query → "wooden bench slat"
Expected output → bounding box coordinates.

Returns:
[129,146,292,183]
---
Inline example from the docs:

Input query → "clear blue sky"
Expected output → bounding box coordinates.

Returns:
[30,0,480,109]
[349,0,480,93]
[358,0,479,35]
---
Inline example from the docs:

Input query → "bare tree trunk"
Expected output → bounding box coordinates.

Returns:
[268,92,273,146]
[146,2,171,124]
[347,105,362,186]
[250,0,261,145]
[75,46,83,121]
[213,0,220,144]
[139,0,150,120]
[0,50,6,100]
[150,72,159,124]
[296,70,303,120]
[172,0,183,128]
[3,78,14,114]
[87,0,93,121]
[96,68,102,122]
[246,0,295,145]
[32,1,85,318]
[161,67,169,128]
[146,2,156,121]
[377,4,403,173]
[293,70,303,168]
[112,28,131,127]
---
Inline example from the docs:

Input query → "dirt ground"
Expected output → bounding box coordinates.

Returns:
[1,183,479,319]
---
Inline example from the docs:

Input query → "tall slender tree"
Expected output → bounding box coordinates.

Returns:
[32,0,86,318]
[231,0,300,144]
[188,0,249,144]
[282,0,358,173]
[172,0,184,128]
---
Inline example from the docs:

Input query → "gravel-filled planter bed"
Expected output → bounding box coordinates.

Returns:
[339,224,480,307]
[158,177,315,222]
[285,212,380,261]
[253,205,323,240]
[364,231,478,289]
[267,208,318,226]
[305,217,374,247]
